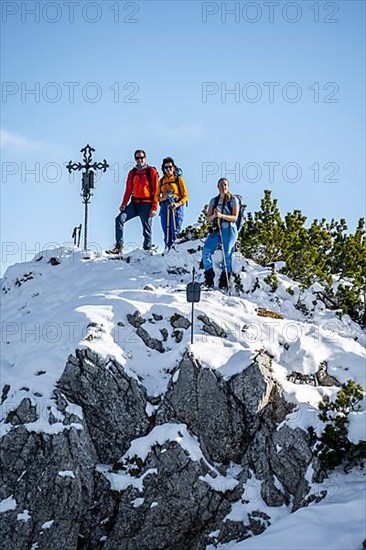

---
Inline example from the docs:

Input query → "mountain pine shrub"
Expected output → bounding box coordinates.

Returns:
[308,380,365,472]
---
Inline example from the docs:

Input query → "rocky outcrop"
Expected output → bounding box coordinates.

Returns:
[93,442,234,550]
[0,420,96,550]
[0,349,314,550]
[57,348,151,462]
[156,353,247,463]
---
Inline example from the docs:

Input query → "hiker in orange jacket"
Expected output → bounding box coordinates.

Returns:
[107,150,159,254]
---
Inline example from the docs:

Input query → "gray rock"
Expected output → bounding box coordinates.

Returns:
[57,349,150,462]
[287,371,317,385]
[156,353,247,463]
[170,313,191,329]
[48,257,61,266]
[197,314,227,338]
[287,360,341,388]
[136,326,165,353]
[1,384,10,404]
[229,351,275,417]
[172,329,183,343]
[152,313,163,321]
[103,441,234,550]
[0,346,317,548]
[127,310,146,328]
[316,360,341,387]
[159,328,169,341]
[167,267,190,275]
[0,419,96,550]
[271,425,312,508]
[143,284,155,291]
[7,397,38,425]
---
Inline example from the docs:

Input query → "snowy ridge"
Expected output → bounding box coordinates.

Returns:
[1,241,365,435]
[1,241,365,549]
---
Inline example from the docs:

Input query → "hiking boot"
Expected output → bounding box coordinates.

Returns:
[204,268,215,288]
[219,271,231,290]
[144,244,158,253]
[106,244,122,255]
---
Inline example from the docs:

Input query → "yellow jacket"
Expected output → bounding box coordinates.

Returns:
[155,174,188,205]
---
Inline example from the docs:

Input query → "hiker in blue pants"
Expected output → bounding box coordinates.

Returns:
[160,200,184,249]
[202,178,239,289]
[155,157,188,250]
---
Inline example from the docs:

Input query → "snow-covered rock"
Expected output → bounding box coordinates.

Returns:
[0,242,365,549]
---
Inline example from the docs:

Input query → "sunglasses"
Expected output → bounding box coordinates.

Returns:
[164,165,174,170]
[135,156,145,160]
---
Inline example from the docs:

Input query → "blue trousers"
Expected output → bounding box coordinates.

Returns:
[115,201,153,250]
[202,224,238,273]
[159,202,184,248]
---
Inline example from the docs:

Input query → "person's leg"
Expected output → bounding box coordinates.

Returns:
[138,202,154,249]
[224,225,238,273]
[202,232,220,286]
[202,232,219,271]
[159,202,169,247]
[115,202,138,248]
[218,225,238,287]
[174,205,184,239]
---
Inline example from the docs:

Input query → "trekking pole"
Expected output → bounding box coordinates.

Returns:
[218,219,230,293]
[77,224,82,247]
[171,205,177,247]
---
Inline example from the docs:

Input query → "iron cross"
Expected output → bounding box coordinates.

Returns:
[67,144,109,251]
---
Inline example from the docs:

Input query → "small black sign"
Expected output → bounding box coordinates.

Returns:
[186,282,201,303]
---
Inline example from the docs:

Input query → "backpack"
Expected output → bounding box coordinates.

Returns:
[131,166,156,200]
[213,193,245,232]
[160,167,188,207]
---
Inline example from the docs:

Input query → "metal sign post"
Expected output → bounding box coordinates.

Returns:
[186,266,201,344]
[67,144,109,251]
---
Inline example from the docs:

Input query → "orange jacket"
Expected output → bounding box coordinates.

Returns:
[155,174,188,205]
[121,166,159,211]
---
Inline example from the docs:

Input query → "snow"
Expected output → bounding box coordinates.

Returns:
[122,423,206,463]
[2,244,364,406]
[224,474,287,526]
[20,421,82,437]
[96,464,158,493]
[0,495,17,513]
[1,242,365,548]
[57,471,75,478]
[41,520,54,529]
[17,509,31,522]
[131,498,145,508]
[348,411,366,444]
[65,402,83,420]
[209,471,366,550]
[199,473,239,493]
[145,402,158,417]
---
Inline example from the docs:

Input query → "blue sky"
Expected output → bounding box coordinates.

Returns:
[1,0,365,273]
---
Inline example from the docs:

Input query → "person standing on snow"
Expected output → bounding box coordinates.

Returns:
[107,150,159,254]
[202,178,239,289]
[155,157,188,250]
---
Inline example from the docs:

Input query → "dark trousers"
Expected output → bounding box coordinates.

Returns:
[115,201,153,250]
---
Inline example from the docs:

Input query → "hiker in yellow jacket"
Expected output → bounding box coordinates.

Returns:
[155,157,188,250]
